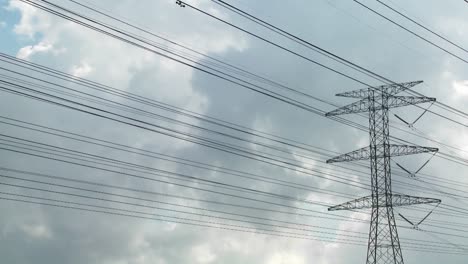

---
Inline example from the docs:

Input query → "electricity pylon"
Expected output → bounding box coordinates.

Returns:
[326,81,441,264]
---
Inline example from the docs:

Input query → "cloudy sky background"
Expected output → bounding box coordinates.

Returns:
[0,0,468,263]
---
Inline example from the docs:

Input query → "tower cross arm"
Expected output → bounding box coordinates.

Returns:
[328,194,441,211]
[336,80,423,98]
[388,96,436,109]
[326,145,370,163]
[326,144,438,163]
[325,96,435,116]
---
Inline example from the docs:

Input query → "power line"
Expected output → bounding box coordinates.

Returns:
[0,72,330,164]
[375,0,468,55]
[0,166,371,222]
[16,0,329,116]
[3,54,468,202]
[0,124,464,245]
[1,1,466,171]
[0,138,340,206]
[199,0,468,127]
[0,181,368,240]
[0,193,365,244]
[11,0,468,227]
[1,180,466,251]
[0,117,372,195]
[11,77,466,202]
[3,113,468,219]
[0,0,468,256]
[4,165,468,238]
[10,0,394,136]
[3,66,468,204]
[5,107,463,209]
[1,57,466,196]
[2,87,464,243]
[63,0,337,107]
[173,0,468,172]
[352,0,468,64]
[1,45,466,191]
[22,0,466,148]
[0,145,351,213]
[0,82,372,189]
[0,52,341,156]
[1,131,464,234]
[1,194,467,255]
[3,72,468,202]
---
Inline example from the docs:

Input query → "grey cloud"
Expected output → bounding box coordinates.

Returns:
[0,0,467,263]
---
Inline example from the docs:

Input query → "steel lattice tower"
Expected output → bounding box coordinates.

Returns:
[325,81,441,264]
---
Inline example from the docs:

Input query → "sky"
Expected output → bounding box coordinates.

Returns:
[0,0,468,263]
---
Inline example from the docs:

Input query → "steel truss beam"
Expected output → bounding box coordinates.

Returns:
[326,96,435,116]
[326,144,438,163]
[328,194,441,211]
[336,80,423,98]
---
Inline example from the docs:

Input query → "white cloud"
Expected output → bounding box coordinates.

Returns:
[7,0,52,39]
[192,244,217,263]
[267,252,305,264]
[16,41,53,59]
[20,223,52,239]
[70,61,93,77]
[437,16,468,39]
[0,21,6,29]
[452,80,468,97]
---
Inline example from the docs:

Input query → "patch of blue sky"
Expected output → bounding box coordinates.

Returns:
[0,0,35,55]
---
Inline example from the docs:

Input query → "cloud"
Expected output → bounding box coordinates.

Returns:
[191,244,217,263]
[16,41,53,59]
[70,61,93,77]
[20,223,52,239]
[0,21,6,29]
[452,80,468,97]
[1,0,468,263]
[7,0,52,39]
[267,252,305,264]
